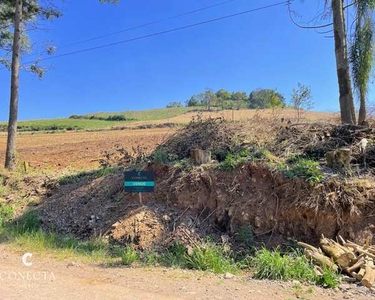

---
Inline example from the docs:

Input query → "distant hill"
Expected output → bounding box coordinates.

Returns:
[0,107,336,133]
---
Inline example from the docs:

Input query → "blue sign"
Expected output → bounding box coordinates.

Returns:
[124,171,155,193]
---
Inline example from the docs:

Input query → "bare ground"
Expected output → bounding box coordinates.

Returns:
[0,128,174,171]
[0,245,371,300]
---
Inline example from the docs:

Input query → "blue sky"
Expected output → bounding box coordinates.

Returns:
[0,0,368,121]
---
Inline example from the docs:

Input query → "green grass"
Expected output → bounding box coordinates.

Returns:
[0,107,202,132]
[251,248,339,288]
[84,107,202,122]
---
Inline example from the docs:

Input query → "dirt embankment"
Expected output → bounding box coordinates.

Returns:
[37,162,375,248]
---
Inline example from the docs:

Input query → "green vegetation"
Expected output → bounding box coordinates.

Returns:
[69,114,134,121]
[236,225,254,247]
[84,107,201,122]
[251,248,339,287]
[184,244,238,273]
[153,149,179,164]
[216,149,272,170]
[121,247,139,265]
[285,158,324,184]
[0,107,201,132]
[248,89,286,109]
[0,204,14,227]
[0,118,122,132]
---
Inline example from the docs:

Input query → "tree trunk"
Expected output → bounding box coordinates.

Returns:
[358,91,366,124]
[332,0,356,124]
[5,0,22,170]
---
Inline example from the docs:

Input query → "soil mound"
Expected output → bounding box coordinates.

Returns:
[109,207,165,249]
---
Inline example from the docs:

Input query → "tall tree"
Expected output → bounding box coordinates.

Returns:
[2,0,115,170]
[216,89,231,110]
[4,0,22,170]
[349,0,375,124]
[288,1,357,124]
[2,0,60,170]
[332,0,356,124]
[248,89,285,109]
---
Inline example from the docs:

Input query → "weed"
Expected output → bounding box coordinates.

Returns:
[153,150,179,164]
[161,243,187,267]
[141,250,161,265]
[121,247,139,265]
[251,248,315,282]
[253,149,271,159]
[153,149,169,164]
[0,204,14,226]
[173,158,193,171]
[217,153,247,170]
[285,158,323,184]
[236,225,254,247]
[12,210,41,233]
[315,265,340,288]
[184,244,238,274]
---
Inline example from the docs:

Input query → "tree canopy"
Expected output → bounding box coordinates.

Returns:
[248,89,285,109]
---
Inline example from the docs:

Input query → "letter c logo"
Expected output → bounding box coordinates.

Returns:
[22,253,33,267]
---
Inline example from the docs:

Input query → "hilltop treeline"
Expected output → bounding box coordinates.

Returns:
[69,114,136,121]
[166,88,286,110]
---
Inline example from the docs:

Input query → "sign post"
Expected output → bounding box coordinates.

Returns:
[124,171,155,204]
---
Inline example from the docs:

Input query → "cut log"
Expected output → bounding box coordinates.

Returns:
[358,267,366,281]
[362,258,375,288]
[345,257,364,273]
[297,242,320,253]
[190,149,211,165]
[305,249,338,272]
[320,237,356,268]
[344,242,375,260]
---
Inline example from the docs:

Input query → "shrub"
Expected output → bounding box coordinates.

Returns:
[236,225,254,247]
[106,115,127,121]
[153,149,169,164]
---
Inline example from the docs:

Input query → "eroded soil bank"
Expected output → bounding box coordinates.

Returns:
[38,162,375,248]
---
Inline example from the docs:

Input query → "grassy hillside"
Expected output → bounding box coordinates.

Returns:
[0,107,201,132]
[84,107,202,121]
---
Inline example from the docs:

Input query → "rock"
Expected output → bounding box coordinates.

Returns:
[162,215,171,222]
[339,283,351,291]
[292,280,300,286]
[224,272,235,279]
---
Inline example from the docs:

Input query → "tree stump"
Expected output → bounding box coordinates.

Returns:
[325,148,351,170]
[190,149,211,165]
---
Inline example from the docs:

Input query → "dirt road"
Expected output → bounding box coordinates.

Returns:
[0,246,371,300]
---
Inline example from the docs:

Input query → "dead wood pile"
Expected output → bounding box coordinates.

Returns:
[271,124,375,166]
[156,115,246,160]
[299,235,375,289]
